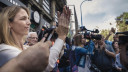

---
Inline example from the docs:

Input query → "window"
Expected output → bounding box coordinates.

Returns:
[43,0,50,14]
[55,10,58,22]
[36,0,39,2]
[8,0,19,6]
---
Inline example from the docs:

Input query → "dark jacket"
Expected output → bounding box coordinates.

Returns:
[92,45,115,71]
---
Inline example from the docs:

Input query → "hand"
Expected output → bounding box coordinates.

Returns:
[18,39,52,71]
[0,39,52,72]
[117,68,122,71]
[41,33,48,41]
[101,42,106,50]
[111,27,115,33]
[109,31,113,36]
[56,5,71,40]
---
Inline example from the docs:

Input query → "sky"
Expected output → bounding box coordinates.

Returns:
[67,0,128,31]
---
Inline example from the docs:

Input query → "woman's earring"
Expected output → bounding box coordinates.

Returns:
[8,26,11,33]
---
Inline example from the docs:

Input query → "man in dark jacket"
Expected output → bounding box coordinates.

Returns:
[92,35,116,72]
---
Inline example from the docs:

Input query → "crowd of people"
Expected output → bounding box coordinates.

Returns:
[55,30,128,72]
[0,5,128,72]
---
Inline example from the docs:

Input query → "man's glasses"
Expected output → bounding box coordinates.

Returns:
[29,37,38,40]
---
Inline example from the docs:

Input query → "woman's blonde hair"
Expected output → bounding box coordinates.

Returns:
[0,5,30,47]
[74,34,83,46]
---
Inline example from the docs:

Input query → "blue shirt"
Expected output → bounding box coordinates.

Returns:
[105,40,112,45]
[75,40,95,68]
[84,40,95,55]
[115,53,123,68]
[75,46,87,68]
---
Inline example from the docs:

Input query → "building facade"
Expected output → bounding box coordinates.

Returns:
[68,5,78,39]
[0,0,67,31]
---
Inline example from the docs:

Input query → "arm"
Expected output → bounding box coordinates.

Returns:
[105,49,116,58]
[78,48,88,55]
[104,45,116,58]
[86,40,95,54]
[45,38,64,71]
[105,31,112,40]
[44,6,71,71]
[0,41,52,72]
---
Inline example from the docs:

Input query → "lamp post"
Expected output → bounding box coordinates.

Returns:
[80,0,92,26]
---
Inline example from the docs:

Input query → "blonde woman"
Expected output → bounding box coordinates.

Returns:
[0,5,71,72]
[74,34,91,72]
[0,5,52,72]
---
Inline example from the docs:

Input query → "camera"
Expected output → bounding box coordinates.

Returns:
[80,26,102,40]
[84,33,102,40]
[116,31,128,45]
[80,26,87,31]
[37,26,58,42]
[116,31,128,55]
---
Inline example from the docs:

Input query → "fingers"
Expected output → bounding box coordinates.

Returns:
[63,5,67,15]
[56,5,71,36]
[40,37,46,43]
[40,33,48,43]
[44,40,52,48]
[62,5,71,19]
[67,7,71,20]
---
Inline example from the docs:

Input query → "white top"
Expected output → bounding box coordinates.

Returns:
[0,38,64,71]
[0,44,21,67]
[44,38,64,72]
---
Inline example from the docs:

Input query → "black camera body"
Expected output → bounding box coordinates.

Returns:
[80,26,101,40]
[84,33,102,40]
[116,31,128,56]
[37,26,58,42]
[118,35,128,45]
[80,26,87,31]
[116,31,128,45]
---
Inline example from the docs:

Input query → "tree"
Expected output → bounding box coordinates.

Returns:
[116,12,128,32]
[100,29,113,41]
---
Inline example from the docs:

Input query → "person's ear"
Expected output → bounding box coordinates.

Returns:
[9,22,13,29]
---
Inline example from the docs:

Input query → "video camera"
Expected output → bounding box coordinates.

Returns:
[116,31,128,45]
[37,26,58,42]
[80,26,102,40]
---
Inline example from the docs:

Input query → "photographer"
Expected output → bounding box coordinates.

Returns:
[105,27,119,45]
[92,35,116,72]
[111,41,126,72]
[73,33,95,72]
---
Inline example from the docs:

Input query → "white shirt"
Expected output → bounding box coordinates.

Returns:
[0,44,21,67]
[0,38,64,71]
[44,38,64,72]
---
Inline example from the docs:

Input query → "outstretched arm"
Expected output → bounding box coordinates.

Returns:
[105,31,112,40]
[0,40,52,72]
[44,5,71,72]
